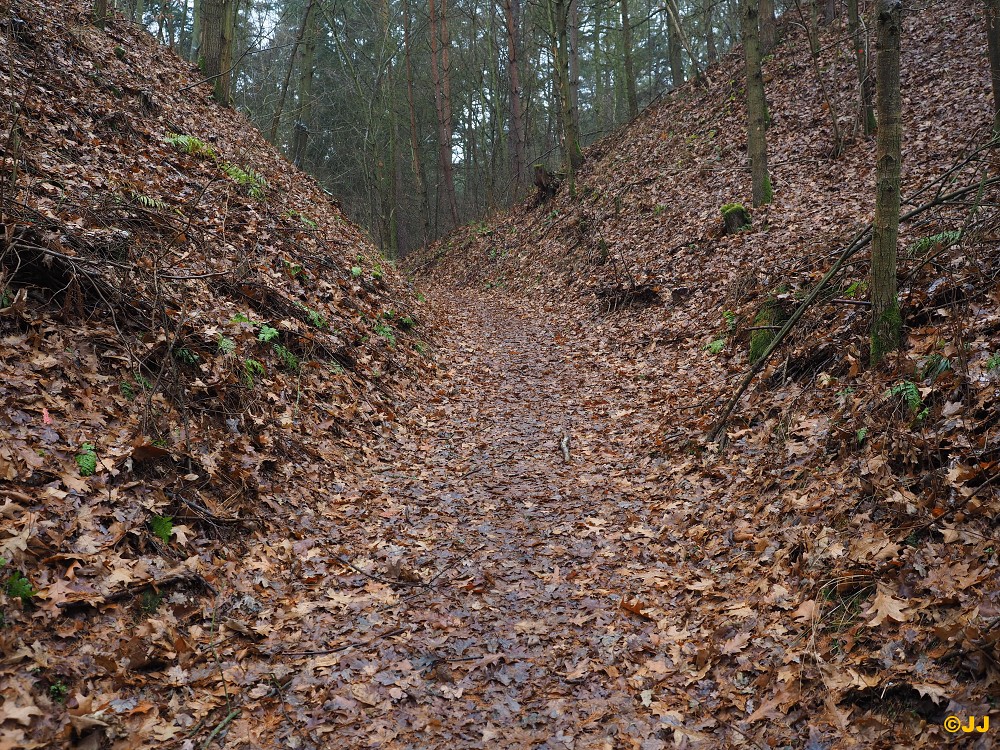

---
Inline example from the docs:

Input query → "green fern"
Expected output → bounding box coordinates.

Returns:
[987,353,1000,372]
[217,335,236,355]
[885,380,922,413]
[128,190,171,211]
[374,322,396,347]
[272,344,300,372]
[704,338,726,355]
[258,325,279,343]
[75,443,97,476]
[5,572,35,602]
[150,515,173,544]
[220,162,267,199]
[164,132,215,158]
[906,230,961,258]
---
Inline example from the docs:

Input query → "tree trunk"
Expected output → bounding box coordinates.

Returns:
[666,0,704,83]
[760,0,776,50]
[429,0,460,228]
[870,0,903,364]
[94,0,108,27]
[849,0,877,135]
[268,0,313,145]
[822,0,837,24]
[985,0,1000,132]
[404,0,431,243]
[743,0,772,206]
[501,0,527,194]
[291,2,317,168]
[190,0,200,61]
[547,0,583,193]
[704,0,717,63]
[200,0,233,104]
[667,1,685,87]
[620,0,638,118]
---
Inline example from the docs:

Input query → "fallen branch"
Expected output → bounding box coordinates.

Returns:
[57,571,216,612]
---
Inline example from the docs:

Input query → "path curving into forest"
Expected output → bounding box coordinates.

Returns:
[264,291,676,748]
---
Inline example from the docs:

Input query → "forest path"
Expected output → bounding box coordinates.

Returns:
[269,291,674,747]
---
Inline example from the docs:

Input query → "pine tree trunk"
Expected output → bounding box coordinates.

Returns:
[667,3,685,87]
[743,0,772,206]
[291,3,316,168]
[200,0,233,104]
[501,0,527,193]
[547,0,583,193]
[620,0,638,118]
[403,0,431,243]
[268,0,313,144]
[985,0,1000,132]
[704,0,717,63]
[190,0,200,61]
[849,0,876,135]
[429,0,460,228]
[870,0,903,364]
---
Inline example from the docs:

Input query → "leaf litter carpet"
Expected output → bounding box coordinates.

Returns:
[263,291,678,748]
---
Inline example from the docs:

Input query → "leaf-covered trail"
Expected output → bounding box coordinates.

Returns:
[261,292,672,748]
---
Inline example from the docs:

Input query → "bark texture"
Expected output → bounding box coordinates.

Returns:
[743,0,772,206]
[870,0,903,364]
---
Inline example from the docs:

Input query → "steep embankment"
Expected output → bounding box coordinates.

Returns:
[413,2,1000,747]
[0,2,430,747]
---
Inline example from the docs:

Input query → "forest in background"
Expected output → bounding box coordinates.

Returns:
[103,0,781,255]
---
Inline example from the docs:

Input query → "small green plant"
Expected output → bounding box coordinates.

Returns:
[920,353,951,382]
[5,571,36,602]
[415,341,428,355]
[128,190,171,212]
[49,681,69,703]
[258,326,279,343]
[906,230,961,258]
[220,162,267,199]
[416,291,426,303]
[374,323,396,347]
[217,335,236,355]
[987,353,1000,372]
[351,266,363,278]
[139,589,162,614]
[885,380,922,414]
[172,347,199,365]
[372,264,384,281]
[120,379,136,401]
[296,302,327,329]
[723,310,737,331]
[272,344,300,372]
[230,312,252,324]
[856,427,868,445]
[164,132,215,159]
[842,280,867,298]
[705,338,726,355]
[653,204,667,216]
[114,45,126,60]
[283,260,306,279]
[328,361,346,375]
[243,358,265,386]
[399,316,416,330]
[150,515,173,544]
[75,443,97,476]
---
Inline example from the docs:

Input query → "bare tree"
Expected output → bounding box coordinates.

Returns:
[620,0,638,117]
[849,0,877,135]
[743,0,772,206]
[870,0,903,364]
[985,0,1000,132]
[546,0,583,193]
[501,0,528,190]
[429,0,460,228]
